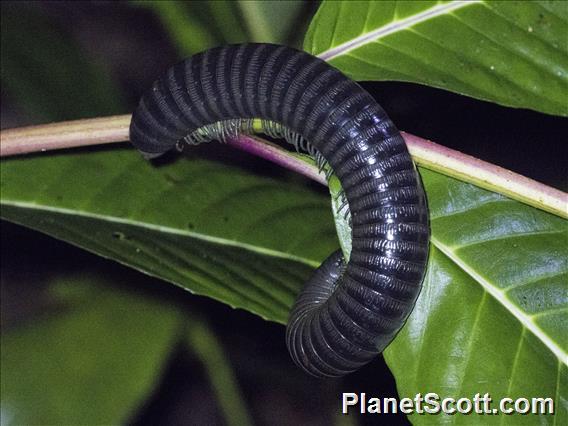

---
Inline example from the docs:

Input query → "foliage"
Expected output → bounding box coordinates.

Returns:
[305,0,568,116]
[1,1,566,424]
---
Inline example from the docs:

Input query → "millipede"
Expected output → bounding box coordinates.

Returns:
[130,43,430,378]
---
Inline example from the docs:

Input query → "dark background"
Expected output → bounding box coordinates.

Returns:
[1,2,566,426]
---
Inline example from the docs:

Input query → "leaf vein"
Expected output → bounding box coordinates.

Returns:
[431,236,568,365]
[318,0,483,61]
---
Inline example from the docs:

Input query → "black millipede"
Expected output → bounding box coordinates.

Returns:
[129,43,430,378]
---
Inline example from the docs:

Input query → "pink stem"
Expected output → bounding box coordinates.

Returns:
[1,115,566,218]
[225,135,327,186]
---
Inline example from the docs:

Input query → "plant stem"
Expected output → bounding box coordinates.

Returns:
[1,115,566,218]
[225,135,328,186]
[401,133,567,219]
[0,115,130,156]
[185,315,253,426]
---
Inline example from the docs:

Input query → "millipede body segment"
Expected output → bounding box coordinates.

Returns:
[130,43,430,378]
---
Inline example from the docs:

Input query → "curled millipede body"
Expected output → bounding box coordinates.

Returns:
[130,43,430,378]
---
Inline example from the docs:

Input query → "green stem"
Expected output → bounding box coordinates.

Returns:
[185,315,253,426]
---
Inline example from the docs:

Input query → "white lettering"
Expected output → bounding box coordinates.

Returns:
[442,397,456,414]
[414,393,424,414]
[368,397,380,413]
[424,393,440,414]
[515,398,530,414]
[342,393,358,414]
[472,393,482,414]
[400,398,414,414]
[532,397,554,414]
[501,397,514,414]
[339,392,554,416]
[383,397,397,413]
[456,397,473,414]
[482,393,492,414]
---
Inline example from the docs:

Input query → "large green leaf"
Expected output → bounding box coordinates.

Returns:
[0,147,335,324]
[0,272,183,425]
[384,169,567,425]
[1,2,566,423]
[305,0,568,116]
[1,145,566,425]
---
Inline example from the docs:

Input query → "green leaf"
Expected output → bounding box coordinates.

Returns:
[0,273,183,425]
[0,147,337,324]
[384,169,567,425]
[205,1,250,44]
[305,0,568,116]
[236,0,308,45]
[0,4,124,121]
[2,147,565,424]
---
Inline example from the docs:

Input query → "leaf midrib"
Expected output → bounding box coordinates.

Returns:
[0,199,321,268]
[317,0,483,61]
[3,200,565,365]
[431,235,568,366]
